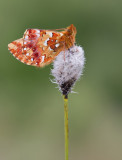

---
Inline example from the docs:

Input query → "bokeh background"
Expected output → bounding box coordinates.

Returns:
[0,0,122,159]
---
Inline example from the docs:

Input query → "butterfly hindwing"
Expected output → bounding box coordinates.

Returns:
[8,29,64,67]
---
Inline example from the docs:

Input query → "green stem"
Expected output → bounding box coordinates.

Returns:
[63,95,69,160]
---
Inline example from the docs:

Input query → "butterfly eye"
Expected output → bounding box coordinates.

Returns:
[67,29,71,34]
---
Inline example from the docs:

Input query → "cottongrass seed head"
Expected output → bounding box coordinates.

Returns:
[51,45,85,97]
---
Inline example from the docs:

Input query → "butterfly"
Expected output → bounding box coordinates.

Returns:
[8,24,77,67]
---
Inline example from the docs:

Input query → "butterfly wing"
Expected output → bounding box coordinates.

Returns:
[8,29,65,67]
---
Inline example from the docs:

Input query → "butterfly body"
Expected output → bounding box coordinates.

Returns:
[8,24,76,67]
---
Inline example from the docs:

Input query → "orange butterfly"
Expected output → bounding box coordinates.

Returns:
[8,24,77,67]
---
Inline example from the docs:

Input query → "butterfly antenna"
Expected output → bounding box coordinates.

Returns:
[47,28,66,31]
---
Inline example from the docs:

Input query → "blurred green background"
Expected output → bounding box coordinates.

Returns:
[0,0,122,159]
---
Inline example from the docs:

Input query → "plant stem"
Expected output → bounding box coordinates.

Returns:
[63,95,69,160]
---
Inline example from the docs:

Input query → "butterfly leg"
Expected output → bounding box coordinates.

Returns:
[63,42,66,61]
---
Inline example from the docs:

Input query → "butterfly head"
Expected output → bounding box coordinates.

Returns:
[67,24,77,37]
[64,24,77,48]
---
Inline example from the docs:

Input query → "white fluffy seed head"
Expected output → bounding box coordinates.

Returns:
[51,45,85,96]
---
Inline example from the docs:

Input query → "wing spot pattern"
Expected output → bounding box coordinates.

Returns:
[44,38,49,46]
